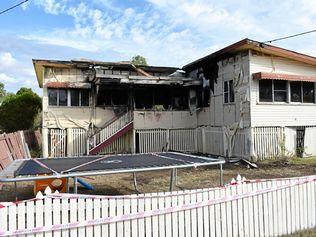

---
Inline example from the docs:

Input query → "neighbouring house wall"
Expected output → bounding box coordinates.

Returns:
[133,111,198,129]
[249,51,316,127]
[210,52,251,128]
[197,107,211,126]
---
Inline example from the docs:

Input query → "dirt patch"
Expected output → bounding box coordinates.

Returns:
[0,161,315,202]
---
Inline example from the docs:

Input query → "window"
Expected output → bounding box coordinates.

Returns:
[259,79,287,102]
[58,89,68,106]
[290,82,301,102]
[48,89,58,106]
[224,80,235,103]
[290,81,315,103]
[259,80,272,102]
[273,80,287,102]
[70,89,90,106]
[303,82,314,103]
[70,89,79,106]
[48,88,89,106]
[48,89,68,106]
[81,90,90,106]
[97,88,128,106]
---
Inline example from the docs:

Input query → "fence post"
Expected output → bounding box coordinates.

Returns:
[66,128,73,157]
[249,127,256,161]
[166,129,170,151]
[42,128,49,158]
[202,127,206,154]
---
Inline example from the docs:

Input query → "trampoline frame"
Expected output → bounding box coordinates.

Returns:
[0,152,225,197]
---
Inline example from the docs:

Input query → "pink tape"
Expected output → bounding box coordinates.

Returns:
[0,176,315,236]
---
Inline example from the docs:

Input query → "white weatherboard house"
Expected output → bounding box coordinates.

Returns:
[33,39,316,160]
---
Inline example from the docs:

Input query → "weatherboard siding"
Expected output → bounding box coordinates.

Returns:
[210,52,251,127]
[249,52,316,127]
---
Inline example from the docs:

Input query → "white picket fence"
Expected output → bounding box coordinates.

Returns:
[136,127,250,158]
[135,128,198,153]
[252,127,284,160]
[0,175,315,236]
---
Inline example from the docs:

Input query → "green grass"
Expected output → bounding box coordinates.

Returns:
[290,157,316,165]
[258,156,316,166]
[283,228,316,237]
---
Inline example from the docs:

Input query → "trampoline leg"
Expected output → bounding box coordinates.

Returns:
[174,168,178,185]
[220,164,223,186]
[169,168,175,192]
[133,172,140,194]
[66,178,70,193]
[73,177,78,194]
[14,181,18,201]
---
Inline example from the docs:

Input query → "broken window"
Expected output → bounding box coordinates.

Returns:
[135,88,153,109]
[291,81,315,103]
[197,88,210,107]
[173,88,188,110]
[154,87,172,110]
[224,80,234,103]
[97,87,128,106]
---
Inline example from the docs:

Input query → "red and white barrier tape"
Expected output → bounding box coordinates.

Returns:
[47,174,316,200]
[0,176,315,236]
[0,196,45,209]
[1,175,315,209]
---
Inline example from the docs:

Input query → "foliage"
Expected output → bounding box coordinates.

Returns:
[131,55,148,66]
[0,82,6,103]
[0,87,42,133]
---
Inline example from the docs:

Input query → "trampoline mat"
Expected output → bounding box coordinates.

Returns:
[15,152,217,176]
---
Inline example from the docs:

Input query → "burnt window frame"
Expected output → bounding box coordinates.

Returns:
[223,79,235,104]
[96,87,129,107]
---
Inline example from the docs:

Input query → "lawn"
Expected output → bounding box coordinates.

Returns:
[0,156,315,202]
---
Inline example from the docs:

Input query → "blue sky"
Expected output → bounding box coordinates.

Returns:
[1,0,316,95]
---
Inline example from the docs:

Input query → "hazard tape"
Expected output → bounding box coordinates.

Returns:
[0,176,315,236]
[1,175,315,209]
[47,174,316,200]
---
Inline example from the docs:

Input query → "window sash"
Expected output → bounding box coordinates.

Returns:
[224,80,234,103]
[259,80,315,103]
[48,89,89,107]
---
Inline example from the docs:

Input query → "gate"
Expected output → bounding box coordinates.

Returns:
[48,129,67,157]
[296,126,305,157]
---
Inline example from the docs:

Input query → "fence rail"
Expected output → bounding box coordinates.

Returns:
[1,175,315,236]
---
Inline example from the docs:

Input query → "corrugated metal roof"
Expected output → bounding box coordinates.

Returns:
[44,82,91,89]
[252,72,316,82]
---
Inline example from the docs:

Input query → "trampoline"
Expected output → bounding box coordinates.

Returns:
[0,152,225,196]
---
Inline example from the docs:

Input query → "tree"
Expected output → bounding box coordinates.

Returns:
[0,82,6,103]
[131,55,148,66]
[0,87,42,133]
